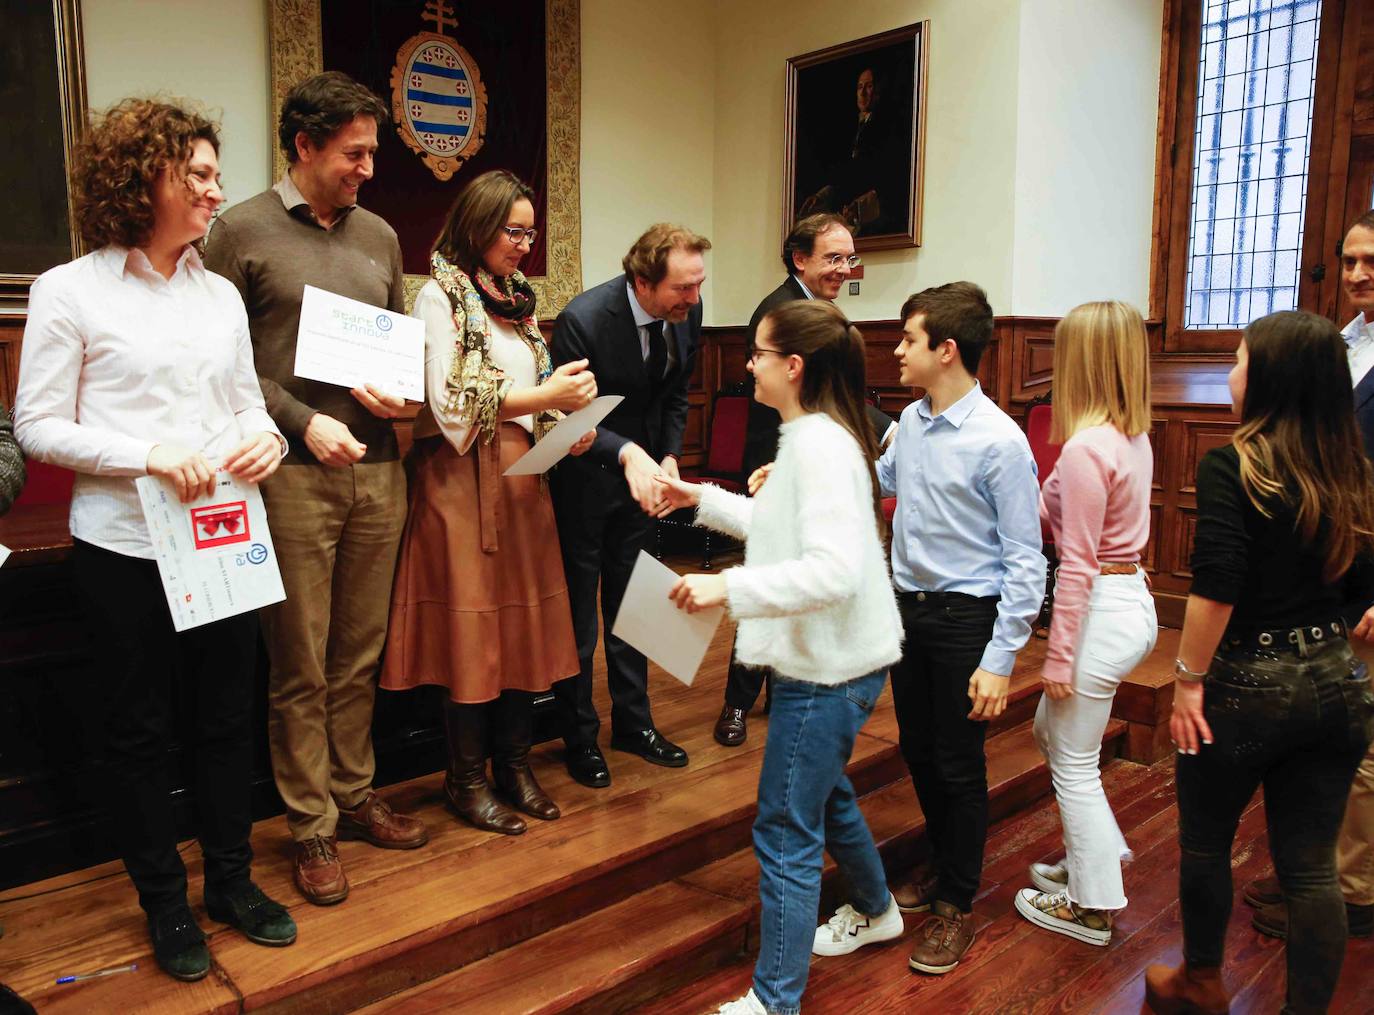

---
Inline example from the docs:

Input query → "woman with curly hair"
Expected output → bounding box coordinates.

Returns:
[14,98,297,980]
[1147,310,1374,1014]
[380,170,594,834]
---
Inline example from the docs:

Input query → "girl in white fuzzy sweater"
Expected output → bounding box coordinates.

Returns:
[656,300,904,1015]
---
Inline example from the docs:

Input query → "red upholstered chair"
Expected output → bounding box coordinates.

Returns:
[656,393,751,568]
[14,460,75,507]
[1024,395,1059,634]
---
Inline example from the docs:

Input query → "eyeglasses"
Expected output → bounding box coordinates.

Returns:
[821,253,862,269]
[501,226,539,245]
[748,347,789,364]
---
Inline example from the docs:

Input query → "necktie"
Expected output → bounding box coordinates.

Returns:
[646,319,667,382]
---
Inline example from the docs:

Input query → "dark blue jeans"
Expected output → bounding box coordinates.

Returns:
[1177,636,1374,1015]
[752,670,890,1015]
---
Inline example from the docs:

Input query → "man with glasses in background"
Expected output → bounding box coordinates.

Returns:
[713,213,894,748]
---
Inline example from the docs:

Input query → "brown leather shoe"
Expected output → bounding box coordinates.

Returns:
[892,867,939,914]
[337,792,429,849]
[714,705,748,747]
[1252,898,1374,939]
[907,900,975,974]
[1242,875,1281,909]
[294,835,348,906]
[1144,962,1230,1014]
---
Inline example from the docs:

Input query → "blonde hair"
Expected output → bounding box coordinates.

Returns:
[1050,301,1152,444]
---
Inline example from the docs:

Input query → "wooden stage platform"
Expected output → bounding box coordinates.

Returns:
[1,584,1366,1014]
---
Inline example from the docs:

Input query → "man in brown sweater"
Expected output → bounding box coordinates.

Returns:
[205,71,427,906]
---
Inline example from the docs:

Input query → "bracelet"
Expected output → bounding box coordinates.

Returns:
[1173,658,1208,684]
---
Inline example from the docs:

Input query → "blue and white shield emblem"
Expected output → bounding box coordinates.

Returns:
[391,32,488,181]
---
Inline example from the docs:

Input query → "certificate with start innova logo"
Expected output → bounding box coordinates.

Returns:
[294,285,425,402]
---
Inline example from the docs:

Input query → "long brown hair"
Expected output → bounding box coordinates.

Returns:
[1234,310,1374,582]
[432,170,534,276]
[760,300,885,534]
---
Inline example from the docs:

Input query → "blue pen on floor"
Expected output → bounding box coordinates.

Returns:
[55,963,138,985]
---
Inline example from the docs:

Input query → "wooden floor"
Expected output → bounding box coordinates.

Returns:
[0,559,1365,1014]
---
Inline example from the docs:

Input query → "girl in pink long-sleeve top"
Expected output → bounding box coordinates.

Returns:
[1013,301,1157,947]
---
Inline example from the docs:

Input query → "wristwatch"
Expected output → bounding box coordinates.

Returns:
[1173,658,1208,684]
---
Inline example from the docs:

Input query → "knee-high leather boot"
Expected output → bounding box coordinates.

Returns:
[443,702,525,835]
[491,692,560,821]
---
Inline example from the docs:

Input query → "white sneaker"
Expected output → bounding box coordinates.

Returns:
[1029,859,1069,894]
[812,894,905,956]
[1014,887,1112,946]
[713,989,767,1015]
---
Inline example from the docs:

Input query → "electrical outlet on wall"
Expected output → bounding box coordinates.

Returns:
[848,281,860,295]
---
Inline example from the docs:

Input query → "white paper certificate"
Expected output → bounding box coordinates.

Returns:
[611,550,724,686]
[503,395,625,476]
[294,285,424,401]
[136,474,287,632]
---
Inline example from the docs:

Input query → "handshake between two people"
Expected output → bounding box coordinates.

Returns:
[644,462,776,618]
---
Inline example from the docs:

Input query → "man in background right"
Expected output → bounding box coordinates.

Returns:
[1244,209,1374,940]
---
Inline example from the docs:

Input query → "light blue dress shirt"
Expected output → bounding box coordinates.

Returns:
[877,381,1047,675]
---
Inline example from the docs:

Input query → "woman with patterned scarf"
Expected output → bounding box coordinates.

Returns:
[381,170,597,834]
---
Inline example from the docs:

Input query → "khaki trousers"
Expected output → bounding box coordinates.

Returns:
[1339,638,1374,905]
[259,461,407,840]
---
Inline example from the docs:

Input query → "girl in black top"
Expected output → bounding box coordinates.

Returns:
[1147,311,1374,1015]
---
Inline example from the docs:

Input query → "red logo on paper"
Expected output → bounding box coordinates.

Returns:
[190,501,250,549]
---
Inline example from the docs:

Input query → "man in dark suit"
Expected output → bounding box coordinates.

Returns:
[549,224,711,788]
[715,214,896,749]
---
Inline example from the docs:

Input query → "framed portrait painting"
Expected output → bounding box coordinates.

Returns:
[784,22,928,252]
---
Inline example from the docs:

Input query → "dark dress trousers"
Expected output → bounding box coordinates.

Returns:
[548,276,701,744]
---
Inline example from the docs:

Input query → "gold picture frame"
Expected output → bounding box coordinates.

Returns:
[267,0,582,314]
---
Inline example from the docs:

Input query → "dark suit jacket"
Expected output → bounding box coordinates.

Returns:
[746,275,808,346]
[550,275,701,470]
[1356,367,1374,461]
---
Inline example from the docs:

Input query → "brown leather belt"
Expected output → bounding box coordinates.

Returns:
[1099,561,1151,589]
[1099,562,1141,575]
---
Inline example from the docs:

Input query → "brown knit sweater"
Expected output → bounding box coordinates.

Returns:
[203,180,406,465]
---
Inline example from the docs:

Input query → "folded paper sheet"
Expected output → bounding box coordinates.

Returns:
[611,550,724,686]
[503,395,624,476]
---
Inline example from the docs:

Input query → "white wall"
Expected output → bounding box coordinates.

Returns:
[1010,0,1162,318]
[82,0,272,209]
[710,0,1023,326]
[77,0,1163,322]
[577,0,717,289]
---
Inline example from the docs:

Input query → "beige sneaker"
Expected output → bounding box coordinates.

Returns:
[1014,887,1112,946]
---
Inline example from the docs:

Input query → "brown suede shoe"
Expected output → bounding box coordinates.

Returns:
[294,835,349,906]
[1252,898,1374,939]
[1242,875,1281,909]
[892,868,939,914]
[337,792,429,850]
[907,900,975,974]
[714,706,748,747]
[1144,961,1230,1014]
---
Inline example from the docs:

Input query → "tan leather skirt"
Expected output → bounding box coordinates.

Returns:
[380,424,579,703]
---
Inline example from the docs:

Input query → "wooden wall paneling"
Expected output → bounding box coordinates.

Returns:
[1179,418,1238,495]
[0,316,23,406]
[1008,318,1056,405]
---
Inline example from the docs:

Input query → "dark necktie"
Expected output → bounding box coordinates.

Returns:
[646,319,667,383]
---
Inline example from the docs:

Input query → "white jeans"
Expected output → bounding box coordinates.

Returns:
[1033,570,1157,911]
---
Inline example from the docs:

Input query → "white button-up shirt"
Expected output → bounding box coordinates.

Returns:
[1344,312,1374,390]
[15,245,283,559]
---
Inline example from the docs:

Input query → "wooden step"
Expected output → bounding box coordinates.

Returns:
[364,718,1125,1015]
[633,719,1130,1015]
